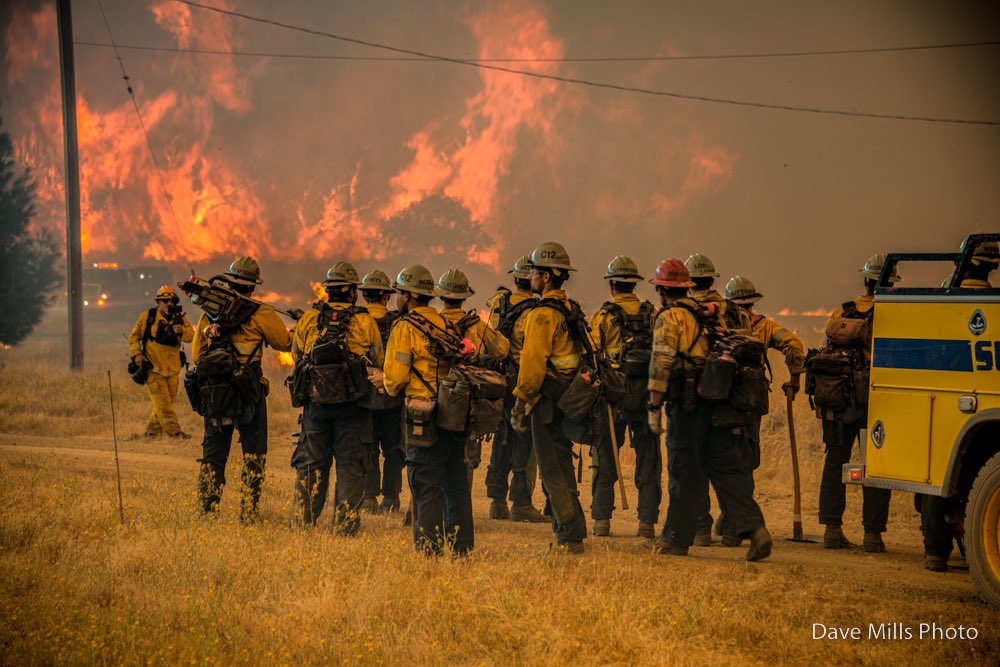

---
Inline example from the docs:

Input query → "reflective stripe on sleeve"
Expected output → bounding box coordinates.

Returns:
[395,351,412,364]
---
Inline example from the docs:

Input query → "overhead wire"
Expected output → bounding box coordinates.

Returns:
[73,37,1000,63]
[173,0,1000,127]
[96,0,196,275]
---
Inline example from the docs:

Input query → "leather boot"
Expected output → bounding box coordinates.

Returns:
[552,539,585,554]
[198,462,225,515]
[924,555,948,572]
[693,531,713,547]
[746,525,773,562]
[863,532,886,553]
[652,536,688,556]
[593,519,611,537]
[823,525,853,549]
[379,496,400,513]
[721,535,743,547]
[510,503,548,523]
[489,499,510,520]
[636,521,655,539]
[239,455,265,525]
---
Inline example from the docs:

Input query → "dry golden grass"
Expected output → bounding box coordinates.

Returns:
[1,343,997,665]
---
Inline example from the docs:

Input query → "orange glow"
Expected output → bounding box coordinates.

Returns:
[276,351,294,367]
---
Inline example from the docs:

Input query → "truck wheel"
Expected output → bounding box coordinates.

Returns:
[968,450,1000,609]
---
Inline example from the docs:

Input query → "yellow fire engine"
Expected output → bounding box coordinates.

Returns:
[844,233,1000,608]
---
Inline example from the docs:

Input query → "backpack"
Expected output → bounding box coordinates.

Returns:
[805,301,873,422]
[127,308,157,385]
[373,309,401,347]
[429,310,507,436]
[187,338,264,421]
[533,299,626,426]
[665,300,769,421]
[600,301,655,414]
[185,304,264,421]
[495,292,537,340]
[359,309,404,411]
[289,304,370,407]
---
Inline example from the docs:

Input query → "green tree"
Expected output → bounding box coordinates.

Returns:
[0,117,61,346]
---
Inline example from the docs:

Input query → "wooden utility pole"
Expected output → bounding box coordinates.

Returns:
[57,0,84,370]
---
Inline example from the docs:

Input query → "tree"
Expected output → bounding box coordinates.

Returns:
[0,116,61,346]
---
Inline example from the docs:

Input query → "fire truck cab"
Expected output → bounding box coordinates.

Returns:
[844,233,1000,608]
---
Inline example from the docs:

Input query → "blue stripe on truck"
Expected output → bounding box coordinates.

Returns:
[872,338,972,372]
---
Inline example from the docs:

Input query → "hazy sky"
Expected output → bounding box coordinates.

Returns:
[2,0,999,323]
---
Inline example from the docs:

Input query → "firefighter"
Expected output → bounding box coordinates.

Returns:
[957,239,1000,288]
[375,264,475,556]
[191,256,292,523]
[128,285,194,438]
[683,252,750,545]
[717,275,805,545]
[589,255,661,538]
[435,269,510,489]
[484,256,546,523]
[647,259,772,560]
[510,241,589,554]
[290,262,383,533]
[359,270,405,513]
[816,254,894,552]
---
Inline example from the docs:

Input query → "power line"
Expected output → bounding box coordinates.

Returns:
[74,37,1000,63]
[176,0,1000,127]
[96,0,195,274]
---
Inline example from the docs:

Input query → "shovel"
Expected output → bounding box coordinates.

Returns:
[785,387,818,543]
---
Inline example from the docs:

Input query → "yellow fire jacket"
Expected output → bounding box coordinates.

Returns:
[192,305,292,365]
[366,302,389,320]
[590,293,654,360]
[291,302,384,367]
[513,289,583,405]
[691,287,751,332]
[440,308,509,366]
[383,306,454,399]
[748,312,806,375]
[648,297,712,394]
[128,307,194,377]
[485,288,535,365]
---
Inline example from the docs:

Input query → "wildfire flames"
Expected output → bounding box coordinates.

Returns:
[3,1,735,296]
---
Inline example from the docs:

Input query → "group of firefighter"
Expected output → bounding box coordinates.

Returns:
[128,240,1000,569]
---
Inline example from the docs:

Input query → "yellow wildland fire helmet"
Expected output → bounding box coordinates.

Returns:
[604,255,643,282]
[360,269,395,292]
[860,253,900,281]
[971,241,1000,266]
[724,276,763,305]
[684,253,719,278]
[529,241,576,272]
[323,261,361,287]
[155,285,176,301]
[226,256,263,286]
[435,269,475,300]
[507,255,533,279]
[395,264,437,298]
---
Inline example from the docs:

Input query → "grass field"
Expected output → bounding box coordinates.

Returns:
[1,342,997,665]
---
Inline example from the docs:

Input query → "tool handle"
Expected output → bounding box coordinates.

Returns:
[606,402,629,510]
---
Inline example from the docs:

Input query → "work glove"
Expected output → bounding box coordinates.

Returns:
[133,353,146,367]
[646,402,665,435]
[510,398,529,434]
[781,373,802,398]
[172,324,185,335]
[287,308,305,321]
